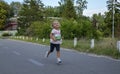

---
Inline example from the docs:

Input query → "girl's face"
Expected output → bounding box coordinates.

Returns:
[53,22,60,29]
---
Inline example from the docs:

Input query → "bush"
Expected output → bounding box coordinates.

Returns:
[25,21,51,38]
[2,32,12,36]
[61,19,93,39]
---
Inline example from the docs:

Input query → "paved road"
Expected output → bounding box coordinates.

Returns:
[0,39,120,74]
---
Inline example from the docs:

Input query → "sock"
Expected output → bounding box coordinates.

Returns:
[57,58,61,62]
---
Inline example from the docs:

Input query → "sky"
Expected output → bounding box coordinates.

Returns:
[4,0,109,17]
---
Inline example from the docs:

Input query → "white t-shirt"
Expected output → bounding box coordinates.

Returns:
[50,29,62,44]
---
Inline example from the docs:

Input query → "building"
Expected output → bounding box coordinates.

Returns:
[4,17,18,30]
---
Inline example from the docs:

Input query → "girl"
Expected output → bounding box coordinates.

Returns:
[45,20,62,64]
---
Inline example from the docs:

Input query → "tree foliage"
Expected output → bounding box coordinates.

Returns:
[44,6,60,17]
[20,0,44,21]
[60,18,95,39]
[105,0,120,38]
[25,21,51,38]
[76,0,88,17]
[59,0,77,19]
[10,2,22,17]
[18,0,44,35]
[91,13,106,38]
[0,0,10,30]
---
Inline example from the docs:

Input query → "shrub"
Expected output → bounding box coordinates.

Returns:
[26,21,51,38]
[2,32,12,36]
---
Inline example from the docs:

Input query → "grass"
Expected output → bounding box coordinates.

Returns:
[9,36,120,59]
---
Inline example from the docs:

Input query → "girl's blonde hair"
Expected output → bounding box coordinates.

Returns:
[51,20,60,28]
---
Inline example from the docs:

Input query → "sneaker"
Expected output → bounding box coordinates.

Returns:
[57,60,62,64]
[58,61,62,63]
[45,51,49,58]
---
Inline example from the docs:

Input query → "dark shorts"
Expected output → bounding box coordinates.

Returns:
[50,43,60,52]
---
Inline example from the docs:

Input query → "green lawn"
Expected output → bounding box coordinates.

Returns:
[10,36,120,59]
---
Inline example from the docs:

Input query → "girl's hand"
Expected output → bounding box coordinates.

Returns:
[50,33,56,41]
[52,37,56,41]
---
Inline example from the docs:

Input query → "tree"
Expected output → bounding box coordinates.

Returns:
[105,0,120,38]
[76,0,88,17]
[91,13,106,38]
[58,0,66,17]
[44,6,60,17]
[44,6,54,17]
[0,0,10,30]
[10,2,22,17]
[59,0,76,19]
[20,0,44,21]
[60,18,93,39]
[18,0,44,35]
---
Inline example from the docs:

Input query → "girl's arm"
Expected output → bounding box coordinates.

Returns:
[50,33,56,41]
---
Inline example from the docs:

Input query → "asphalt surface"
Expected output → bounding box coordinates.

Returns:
[0,39,120,74]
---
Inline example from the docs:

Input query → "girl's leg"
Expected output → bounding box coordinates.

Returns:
[57,51,60,58]
[57,51,61,62]
[57,51,62,64]
[46,51,51,57]
[45,43,54,58]
[56,44,61,63]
